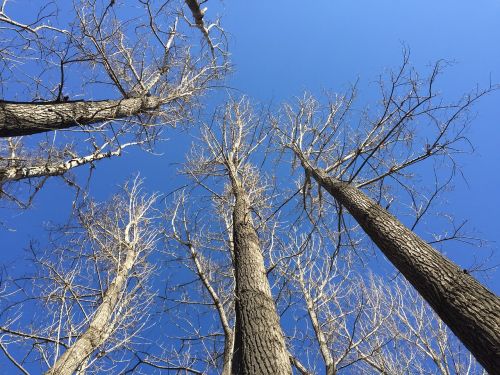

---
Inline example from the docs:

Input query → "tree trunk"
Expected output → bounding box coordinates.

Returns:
[184,0,205,26]
[304,164,500,374]
[298,273,335,375]
[0,96,162,138]
[188,244,234,374]
[230,186,292,375]
[222,331,234,375]
[45,243,137,375]
[0,149,121,184]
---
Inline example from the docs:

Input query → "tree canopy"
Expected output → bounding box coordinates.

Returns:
[1,1,499,374]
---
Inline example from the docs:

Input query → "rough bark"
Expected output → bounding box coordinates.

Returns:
[304,164,500,374]
[45,242,138,375]
[230,186,292,375]
[0,96,163,138]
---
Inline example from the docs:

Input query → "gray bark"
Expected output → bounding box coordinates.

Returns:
[303,164,500,374]
[0,96,162,138]
[230,186,292,375]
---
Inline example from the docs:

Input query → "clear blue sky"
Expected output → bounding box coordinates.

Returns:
[1,3,499,372]
[217,0,500,292]
[0,0,500,372]
[3,0,498,288]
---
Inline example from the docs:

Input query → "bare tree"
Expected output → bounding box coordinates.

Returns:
[160,191,235,374]
[160,189,315,374]
[183,98,292,374]
[279,234,393,375]
[276,230,485,374]
[0,178,159,374]
[386,277,487,375]
[0,0,226,205]
[274,54,500,372]
[0,0,225,137]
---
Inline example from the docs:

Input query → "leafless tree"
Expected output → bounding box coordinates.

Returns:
[276,231,485,375]
[0,177,159,374]
[386,277,487,375]
[278,233,393,375]
[160,187,318,374]
[0,0,227,206]
[274,53,500,372]
[181,98,292,374]
[1,4,497,372]
[157,190,235,374]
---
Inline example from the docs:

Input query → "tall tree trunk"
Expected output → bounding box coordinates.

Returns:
[230,186,292,375]
[45,243,137,375]
[0,96,162,138]
[302,163,500,373]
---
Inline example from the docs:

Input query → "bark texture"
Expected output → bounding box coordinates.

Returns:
[0,149,121,184]
[306,165,500,374]
[231,186,292,375]
[45,243,137,375]
[0,96,162,137]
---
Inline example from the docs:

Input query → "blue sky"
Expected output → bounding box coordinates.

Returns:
[222,0,500,292]
[3,0,499,286]
[1,1,499,372]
